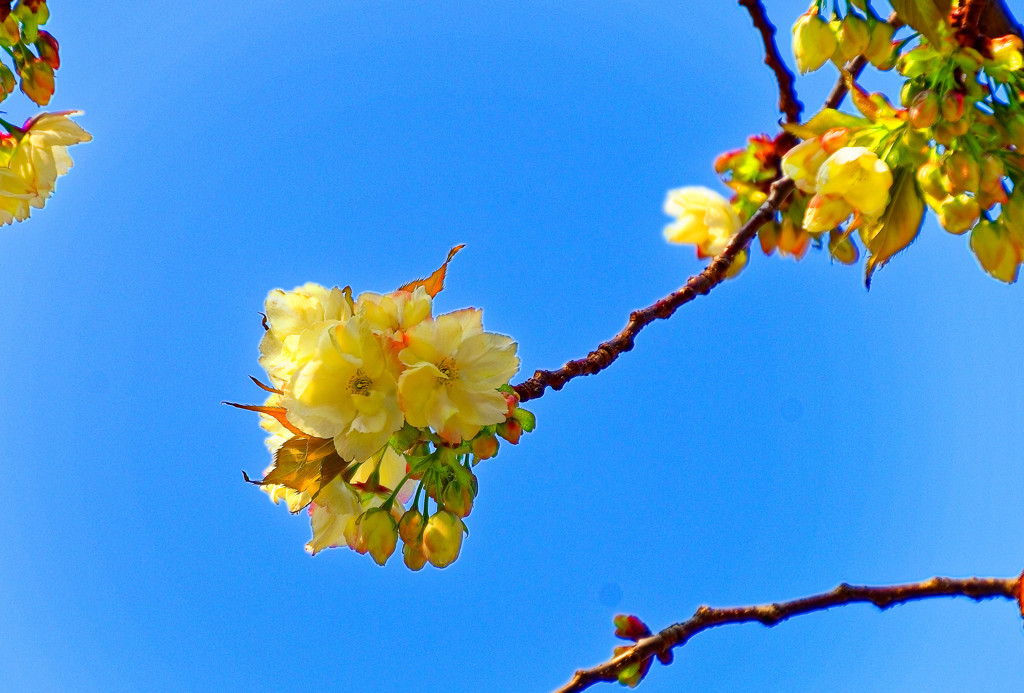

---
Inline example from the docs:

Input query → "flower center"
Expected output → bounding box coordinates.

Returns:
[436,357,459,385]
[348,369,373,396]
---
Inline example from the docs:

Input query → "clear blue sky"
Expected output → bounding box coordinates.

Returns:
[2,1,1022,691]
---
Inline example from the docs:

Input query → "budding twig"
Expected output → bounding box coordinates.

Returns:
[738,0,802,125]
[553,573,1024,693]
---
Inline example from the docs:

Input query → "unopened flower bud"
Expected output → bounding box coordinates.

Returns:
[977,183,1008,211]
[398,509,424,544]
[863,21,894,67]
[0,13,18,45]
[471,433,499,461]
[837,13,870,62]
[979,154,1006,197]
[820,128,850,154]
[35,30,58,69]
[909,90,939,129]
[18,57,53,106]
[1003,190,1024,229]
[940,91,964,122]
[0,63,14,99]
[916,160,947,201]
[970,220,1020,283]
[791,10,837,73]
[442,481,474,518]
[943,151,980,194]
[422,511,464,568]
[777,217,809,260]
[938,194,980,235]
[359,508,398,566]
[403,541,428,571]
[496,418,522,444]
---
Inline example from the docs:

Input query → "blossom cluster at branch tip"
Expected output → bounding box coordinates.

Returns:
[0,111,92,226]
[235,251,536,568]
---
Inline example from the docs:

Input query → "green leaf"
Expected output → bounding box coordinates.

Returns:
[783,109,871,140]
[889,0,950,47]
[858,167,925,287]
[512,407,536,433]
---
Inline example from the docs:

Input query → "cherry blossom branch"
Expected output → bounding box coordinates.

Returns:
[738,0,802,125]
[513,175,793,403]
[553,574,1024,693]
[512,56,871,404]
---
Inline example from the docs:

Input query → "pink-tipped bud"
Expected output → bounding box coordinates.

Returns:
[18,57,53,106]
[398,509,424,544]
[471,433,499,461]
[35,30,58,69]
[497,418,523,445]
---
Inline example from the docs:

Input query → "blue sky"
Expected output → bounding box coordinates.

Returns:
[1,1,1022,691]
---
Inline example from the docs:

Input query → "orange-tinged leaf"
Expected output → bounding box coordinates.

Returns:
[859,168,925,287]
[223,402,308,438]
[398,244,464,297]
[245,436,350,499]
[248,375,282,395]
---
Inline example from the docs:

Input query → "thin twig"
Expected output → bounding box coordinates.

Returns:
[738,0,802,124]
[553,574,1024,693]
[513,175,793,403]
[511,28,881,404]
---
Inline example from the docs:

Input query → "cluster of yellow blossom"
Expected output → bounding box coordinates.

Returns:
[782,136,893,232]
[0,111,91,225]
[241,261,531,568]
[662,186,748,275]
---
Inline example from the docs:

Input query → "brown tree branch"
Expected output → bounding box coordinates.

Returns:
[554,573,1024,693]
[512,58,868,404]
[513,175,793,403]
[738,0,802,125]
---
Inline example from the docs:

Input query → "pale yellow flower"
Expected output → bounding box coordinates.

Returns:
[780,138,828,193]
[398,309,519,444]
[355,286,432,342]
[283,317,404,463]
[4,111,91,215]
[803,193,855,232]
[815,146,892,218]
[305,447,409,555]
[259,283,352,386]
[663,186,741,256]
[306,477,363,555]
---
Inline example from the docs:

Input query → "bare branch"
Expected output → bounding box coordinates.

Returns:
[738,0,802,125]
[554,574,1024,693]
[513,174,793,403]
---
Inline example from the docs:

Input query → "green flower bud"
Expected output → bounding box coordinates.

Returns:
[938,194,980,235]
[422,511,465,568]
[837,13,870,62]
